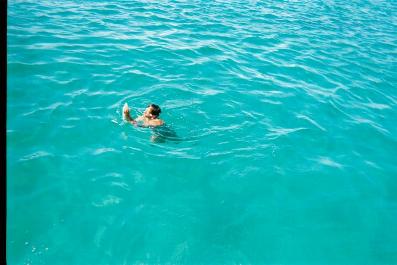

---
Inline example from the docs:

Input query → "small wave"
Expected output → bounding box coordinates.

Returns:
[20,151,53,161]
[92,195,122,207]
[361,102,391,110]
[316,156,343,169]
[92,148,120,155]
[266,127,307,140]
[46,102,72,110]
[296,114,327,132]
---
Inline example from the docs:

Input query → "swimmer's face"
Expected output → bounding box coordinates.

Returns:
[143,106,155,119]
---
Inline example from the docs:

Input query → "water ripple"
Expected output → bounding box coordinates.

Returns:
[7,0,397,264]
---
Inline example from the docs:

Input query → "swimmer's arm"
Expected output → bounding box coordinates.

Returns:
[123,110,138,125]
[124,114,135,123]
[127,118,148,127]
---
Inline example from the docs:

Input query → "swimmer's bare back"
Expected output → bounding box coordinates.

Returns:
[123,103,164,127]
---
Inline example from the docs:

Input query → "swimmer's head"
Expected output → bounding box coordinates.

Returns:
[144,104,161,119]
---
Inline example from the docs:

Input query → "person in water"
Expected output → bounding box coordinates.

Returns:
[123,103,178,143]
[123,103,164,127]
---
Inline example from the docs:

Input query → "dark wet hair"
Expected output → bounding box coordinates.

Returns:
[148,104,161,117]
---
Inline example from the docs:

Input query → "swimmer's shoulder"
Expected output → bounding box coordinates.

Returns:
[146,119,164,127]
[153,119,164,126]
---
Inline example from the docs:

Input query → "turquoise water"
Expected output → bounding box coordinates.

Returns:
[7,0,397,264]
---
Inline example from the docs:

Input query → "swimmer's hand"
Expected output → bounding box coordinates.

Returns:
[123,103,136,124]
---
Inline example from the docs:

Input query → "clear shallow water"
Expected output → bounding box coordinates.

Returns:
[7,0,397,264]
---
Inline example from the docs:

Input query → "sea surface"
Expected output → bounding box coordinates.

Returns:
[7,0,397,264]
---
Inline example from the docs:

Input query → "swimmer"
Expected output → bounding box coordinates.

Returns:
[123,103,164,127]
[123,103,179,143]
